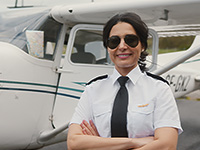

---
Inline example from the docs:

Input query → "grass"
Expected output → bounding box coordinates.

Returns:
[146,48,184,55]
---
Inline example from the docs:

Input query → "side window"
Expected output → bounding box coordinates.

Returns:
[68,26,159,71]
[70,29,112,65]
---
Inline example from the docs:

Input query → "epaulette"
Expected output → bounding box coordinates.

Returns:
[146,72,169,85]
[86,75,108,85]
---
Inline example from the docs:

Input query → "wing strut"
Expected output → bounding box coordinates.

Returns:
[153,43,200,75]
[38,122,69,144]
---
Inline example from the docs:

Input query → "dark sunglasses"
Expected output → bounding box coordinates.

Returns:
[107,34,139,49]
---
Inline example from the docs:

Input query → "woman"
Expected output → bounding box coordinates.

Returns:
[67,12,182,150]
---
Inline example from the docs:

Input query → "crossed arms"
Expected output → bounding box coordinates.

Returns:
[67,120,178,150]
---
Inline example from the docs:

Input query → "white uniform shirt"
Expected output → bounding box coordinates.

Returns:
[70,66,183,138]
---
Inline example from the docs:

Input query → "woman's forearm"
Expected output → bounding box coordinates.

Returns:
[68,134,135,150]
[135,128,178,150]
[67,124,136,150]
[67,123,155,150]
[135,139,176,150]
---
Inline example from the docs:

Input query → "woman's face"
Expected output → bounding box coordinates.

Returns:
[108,22,143,74]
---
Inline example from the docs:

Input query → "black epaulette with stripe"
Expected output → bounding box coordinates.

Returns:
[146,72,169,85]
[86,75,108,85]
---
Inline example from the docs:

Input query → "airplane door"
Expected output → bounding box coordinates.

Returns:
[52,24,159,129]
[52,24,114,128]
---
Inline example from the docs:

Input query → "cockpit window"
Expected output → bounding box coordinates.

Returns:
[0,9,49,51]
[0,9,62,61]
[36,17,62,60]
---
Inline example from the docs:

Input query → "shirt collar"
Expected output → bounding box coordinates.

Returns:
[110,65,143,85]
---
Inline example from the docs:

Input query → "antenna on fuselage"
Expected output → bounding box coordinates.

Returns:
[7,0,33,9]
[15,0,18,7]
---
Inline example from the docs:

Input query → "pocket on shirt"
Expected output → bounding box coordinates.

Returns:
[93,104,112,137]
[93,105,111,117]
[128,102,154,138]
[131,102,154,114]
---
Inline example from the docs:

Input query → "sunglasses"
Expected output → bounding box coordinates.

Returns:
[107,34,139,49]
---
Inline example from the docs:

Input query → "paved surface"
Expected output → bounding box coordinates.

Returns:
[39,142,67,150]
[40,92,200,150]
[177,99,200,150]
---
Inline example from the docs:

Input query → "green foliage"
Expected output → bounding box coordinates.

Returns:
[147,36,195,54]
[159,36,195,51]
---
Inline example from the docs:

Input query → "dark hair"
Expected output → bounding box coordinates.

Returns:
[103,12,149,72]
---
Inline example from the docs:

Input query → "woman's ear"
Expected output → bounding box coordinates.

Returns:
[141,45,145,52]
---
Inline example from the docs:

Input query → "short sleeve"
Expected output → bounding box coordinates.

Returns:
[70,87,92,125]
[154,83,183,134]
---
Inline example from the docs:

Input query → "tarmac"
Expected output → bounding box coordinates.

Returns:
[40,90,200,150]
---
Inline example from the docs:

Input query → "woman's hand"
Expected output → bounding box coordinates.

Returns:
[80,120,100,136]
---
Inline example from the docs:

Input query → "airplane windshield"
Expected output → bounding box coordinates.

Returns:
[0,8,62,60]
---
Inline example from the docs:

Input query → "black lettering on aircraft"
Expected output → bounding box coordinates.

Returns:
[166,74,176,86]
[165,74,191,92]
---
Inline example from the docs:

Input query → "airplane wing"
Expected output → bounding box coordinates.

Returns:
[50,0,200,27]
[152,24,200,37]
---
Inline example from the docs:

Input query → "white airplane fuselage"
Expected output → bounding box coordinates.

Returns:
[0,0,200,149]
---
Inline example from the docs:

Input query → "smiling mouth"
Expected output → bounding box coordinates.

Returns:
[117,54,132,59]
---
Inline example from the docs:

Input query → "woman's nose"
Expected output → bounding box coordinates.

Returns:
[118,39,127,50]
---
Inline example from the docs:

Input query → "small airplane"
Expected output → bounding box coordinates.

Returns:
[0,0,200,149]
